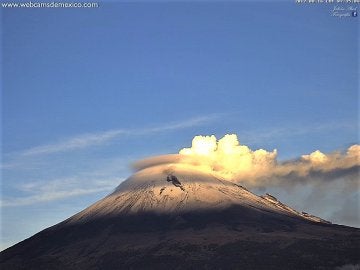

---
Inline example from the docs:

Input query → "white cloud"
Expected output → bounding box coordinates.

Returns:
[21,130,126,156]
[141,115,216,133]
[0,176,123,207]
[19,115,217,157]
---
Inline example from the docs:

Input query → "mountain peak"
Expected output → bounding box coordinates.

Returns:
[64,165,330,225]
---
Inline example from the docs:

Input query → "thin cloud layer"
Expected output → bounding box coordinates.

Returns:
[19,115,217,157]
[134,134,359,189]
[21,130,126,156]
[1,177,123,207]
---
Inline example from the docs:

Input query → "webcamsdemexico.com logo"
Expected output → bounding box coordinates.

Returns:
[1,1,99,8]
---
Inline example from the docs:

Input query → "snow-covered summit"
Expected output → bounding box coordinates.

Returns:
[66,164,330,225]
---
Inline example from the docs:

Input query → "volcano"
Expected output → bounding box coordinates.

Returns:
[1,165,359,269]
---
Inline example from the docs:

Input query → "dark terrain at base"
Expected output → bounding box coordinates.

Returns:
[1,205,359,270]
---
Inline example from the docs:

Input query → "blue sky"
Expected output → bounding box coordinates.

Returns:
[1,1,359,249]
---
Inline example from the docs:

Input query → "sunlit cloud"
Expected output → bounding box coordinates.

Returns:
[134,134,359,189]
